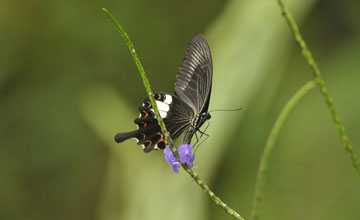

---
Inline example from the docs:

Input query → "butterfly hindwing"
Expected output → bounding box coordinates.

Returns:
[115,92,194,152]
[135,93,170,152]
[141,92,194,141]
[163,95,194,140]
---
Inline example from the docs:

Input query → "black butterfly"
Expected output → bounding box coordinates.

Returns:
[115,34,213,152]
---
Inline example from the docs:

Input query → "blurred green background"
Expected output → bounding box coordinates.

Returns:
[1,0,360,219]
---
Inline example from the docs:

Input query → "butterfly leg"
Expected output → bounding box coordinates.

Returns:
[192,131,200,147]
[193,131,208,153]
[193,121,210,152]
[198,120,210,139]
[193,128,210,149]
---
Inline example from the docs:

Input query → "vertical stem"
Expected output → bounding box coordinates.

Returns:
[277,0,360,179]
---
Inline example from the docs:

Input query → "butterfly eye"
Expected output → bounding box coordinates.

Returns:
[206,114,211,120]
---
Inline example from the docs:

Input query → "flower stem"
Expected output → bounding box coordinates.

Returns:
[277,0,360,179]
[102,8,174,151]
[102,8,244,219]
[250,81,316,220]
[182,164,244,220]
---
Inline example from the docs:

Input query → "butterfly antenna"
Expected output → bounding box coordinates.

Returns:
[209,107,242,113]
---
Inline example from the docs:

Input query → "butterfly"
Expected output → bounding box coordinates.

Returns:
[115,33,213,152]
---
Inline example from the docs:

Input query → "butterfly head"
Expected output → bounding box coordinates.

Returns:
[195,112,211,129]
[200,112,211,120]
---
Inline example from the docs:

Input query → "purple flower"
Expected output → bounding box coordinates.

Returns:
[178,144,195,168]
[164,145,181,173]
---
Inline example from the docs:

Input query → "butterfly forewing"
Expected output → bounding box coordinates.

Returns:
[175,34,213,114]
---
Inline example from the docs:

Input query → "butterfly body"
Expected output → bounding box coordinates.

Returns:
[115,34,213,152]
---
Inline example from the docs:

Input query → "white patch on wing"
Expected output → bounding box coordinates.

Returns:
[159,111,167,118]
[150,107,168,118]
[164,95,173,104]
[156,101,170,112]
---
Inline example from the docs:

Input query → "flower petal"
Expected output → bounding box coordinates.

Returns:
[178,144,195,167]
[172,163,181,173]
[164,145,181,173]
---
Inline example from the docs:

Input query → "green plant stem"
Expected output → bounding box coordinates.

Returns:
[250,81,316,220]
[182,164,244,220]
[102,8,244,220]
[102,8,174,151]
[277,0,360,179]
